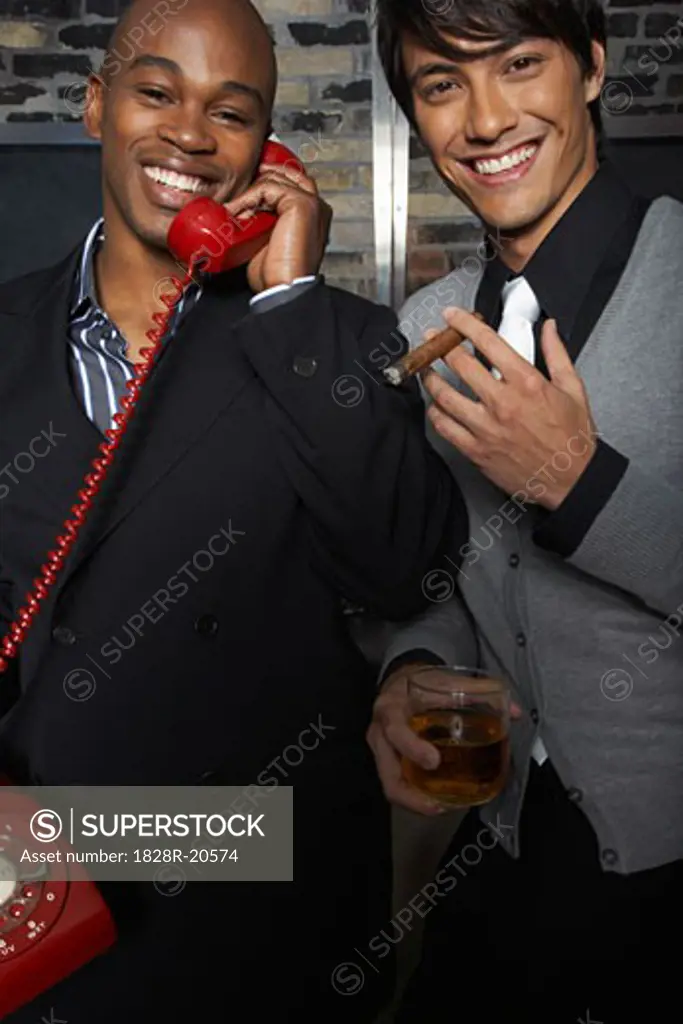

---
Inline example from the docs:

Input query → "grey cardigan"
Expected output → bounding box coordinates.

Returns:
[380,196,683,875]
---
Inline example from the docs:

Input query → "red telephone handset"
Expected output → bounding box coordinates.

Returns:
[168,138,306,272]
[0,138,304,1017]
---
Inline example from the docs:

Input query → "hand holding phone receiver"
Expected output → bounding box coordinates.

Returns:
[167,138,306,274]
[0,139,304,1016]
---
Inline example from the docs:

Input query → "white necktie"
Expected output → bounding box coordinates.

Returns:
[492,276,540,379]
[494,276,548,766]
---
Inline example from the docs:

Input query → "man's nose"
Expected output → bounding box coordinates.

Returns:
[464,82,518,144]
[158,106,217,153]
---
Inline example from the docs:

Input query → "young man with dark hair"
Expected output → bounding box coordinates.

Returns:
[368,1,683,1020]
[0,0,466,1021]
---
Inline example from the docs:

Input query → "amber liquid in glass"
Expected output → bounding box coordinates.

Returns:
[403,706,509,806]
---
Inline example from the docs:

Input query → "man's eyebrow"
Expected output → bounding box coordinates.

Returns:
[217,80,265,109]
[126,56,265,108]
[408,42,520,86]
[128,55,181,76]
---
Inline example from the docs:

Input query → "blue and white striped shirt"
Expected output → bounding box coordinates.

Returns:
[67,218,202,435]
[67,218,319,436]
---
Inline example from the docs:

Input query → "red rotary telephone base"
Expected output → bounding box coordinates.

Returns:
[0,781,117,1018]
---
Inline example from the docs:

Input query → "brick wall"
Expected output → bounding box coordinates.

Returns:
[0,0,681,299]
[605,0,683,118]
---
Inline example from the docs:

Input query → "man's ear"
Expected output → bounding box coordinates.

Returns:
[585,40,606,105]
[83,72,106,141]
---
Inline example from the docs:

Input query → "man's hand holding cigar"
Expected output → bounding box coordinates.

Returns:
[420,308,598,511]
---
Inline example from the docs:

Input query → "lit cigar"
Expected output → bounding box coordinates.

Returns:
[383,312,485,386]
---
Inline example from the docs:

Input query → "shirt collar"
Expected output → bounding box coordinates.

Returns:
[70,217,105,318]
[476,160,639,339]
[70,216,203,325]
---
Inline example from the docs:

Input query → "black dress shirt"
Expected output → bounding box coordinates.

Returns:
[68,219,202,435]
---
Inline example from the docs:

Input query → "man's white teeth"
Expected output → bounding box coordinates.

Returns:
[473,144,538,177]
[144,166,210,193]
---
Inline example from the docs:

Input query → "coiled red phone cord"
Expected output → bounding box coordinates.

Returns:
[0,263,198,675]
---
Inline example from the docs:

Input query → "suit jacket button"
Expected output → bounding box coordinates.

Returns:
[530,708,540,725]
[602,848,618,867]
[195,614,219,637]
[567,787,583,804]
[52,626,76,646]
[293,356,318,378]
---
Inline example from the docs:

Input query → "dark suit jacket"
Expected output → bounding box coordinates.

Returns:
[0,248,465,1021]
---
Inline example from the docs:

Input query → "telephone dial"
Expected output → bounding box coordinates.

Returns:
[0,137,304,1017]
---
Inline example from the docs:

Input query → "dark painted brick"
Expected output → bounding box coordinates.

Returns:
[341,0,370,12]
[625,44,683,69]
[608,0,677,6]
[621,101,676,115]
[0,81,46,103]
[604,75,656,98]
[85,0,129,14]
[322,79,371,103]
[0,0,80,16]
[347,107,371,131]
[13,53,94,78]
[607,13,639,37]
[645,13,683,37]
[667,74,683,96]
[414,222,484,246]
[59,23,114,50]
[276,109,344,134]
[288,21,369,47]
[0,53,5,71]
[57,81,87,99]
[7,110,54,121]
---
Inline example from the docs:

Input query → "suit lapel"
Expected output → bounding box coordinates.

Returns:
[52,270,256,597]
[3,251,256,603]
[0,252,108,683]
